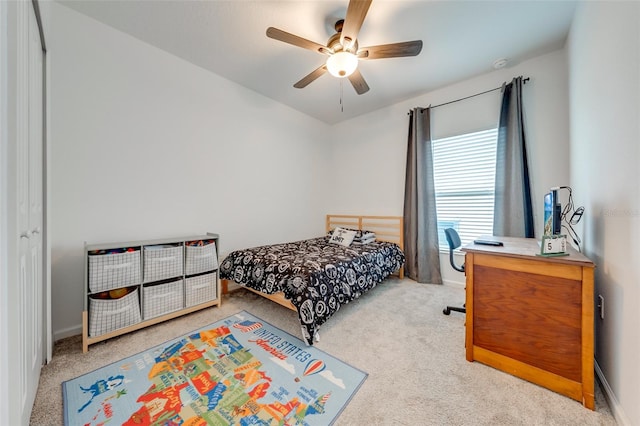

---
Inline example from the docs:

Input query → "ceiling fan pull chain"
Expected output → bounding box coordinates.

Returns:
[340,79,344,112]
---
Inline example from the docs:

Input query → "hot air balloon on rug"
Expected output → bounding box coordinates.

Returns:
[295,359,325,382]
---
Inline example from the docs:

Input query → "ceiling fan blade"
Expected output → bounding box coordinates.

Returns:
[359,40,423,59]
[294,64,328,89]
[267,27,331,55]
[340,0,372,50]
[348,69,370,95]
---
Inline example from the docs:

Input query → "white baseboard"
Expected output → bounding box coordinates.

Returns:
[595,360,631,426]
[442,279,465,288]
[53,324,82,343]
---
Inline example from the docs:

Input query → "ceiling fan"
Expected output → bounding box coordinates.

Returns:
[266,0,423,95]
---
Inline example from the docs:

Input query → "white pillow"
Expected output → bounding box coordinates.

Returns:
[328,227,357,247]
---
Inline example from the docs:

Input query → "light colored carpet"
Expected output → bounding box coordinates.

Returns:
[31,278,616,425]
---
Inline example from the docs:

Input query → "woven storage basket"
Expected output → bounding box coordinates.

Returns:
[143,245,184,283]
[142,279,184,319]
[89,288,141,337]
[185,272,217,307]
[185,241,218,276]
[88,250,141,293]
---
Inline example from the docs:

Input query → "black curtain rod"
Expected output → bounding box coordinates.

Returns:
[410,77,530,113]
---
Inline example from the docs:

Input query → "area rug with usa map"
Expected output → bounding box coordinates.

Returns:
[63,311,367,425]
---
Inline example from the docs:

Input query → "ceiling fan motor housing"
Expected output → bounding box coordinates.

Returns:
[327,24,358,54]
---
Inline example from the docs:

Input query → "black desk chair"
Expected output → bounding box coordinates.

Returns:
[443,228,466,315]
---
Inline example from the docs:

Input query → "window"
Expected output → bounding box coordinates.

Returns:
[432,128,498,249]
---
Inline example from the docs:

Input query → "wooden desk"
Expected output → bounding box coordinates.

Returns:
[462,236,595,409]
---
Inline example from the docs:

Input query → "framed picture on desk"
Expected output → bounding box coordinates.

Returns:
[539,234,569,257]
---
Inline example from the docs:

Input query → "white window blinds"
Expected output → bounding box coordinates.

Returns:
[432,128,498,248]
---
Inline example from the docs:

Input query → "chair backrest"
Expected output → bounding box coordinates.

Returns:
[444,228,465,273]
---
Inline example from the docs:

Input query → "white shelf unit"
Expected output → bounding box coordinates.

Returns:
[82,233,220,352]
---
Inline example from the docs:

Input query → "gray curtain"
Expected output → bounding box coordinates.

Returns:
[403,108,442,284]
[493,77,534,237]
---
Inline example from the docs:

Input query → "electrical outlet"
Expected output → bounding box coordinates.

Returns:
[598,295,605,319]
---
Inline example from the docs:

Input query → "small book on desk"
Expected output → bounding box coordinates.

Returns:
[474,239,503,246]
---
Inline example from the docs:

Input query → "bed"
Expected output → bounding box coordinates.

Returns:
[219,215,405,345]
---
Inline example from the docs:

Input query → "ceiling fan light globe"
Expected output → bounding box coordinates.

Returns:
[326,51,358,78]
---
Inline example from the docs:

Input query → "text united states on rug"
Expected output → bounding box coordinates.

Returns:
[63,311,367,425]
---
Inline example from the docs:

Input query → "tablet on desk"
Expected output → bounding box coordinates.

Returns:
[474,239,503,246]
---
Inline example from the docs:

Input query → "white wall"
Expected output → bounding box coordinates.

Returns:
[327,49,571,284]
[568,2,640,425]
[48,3,330,339]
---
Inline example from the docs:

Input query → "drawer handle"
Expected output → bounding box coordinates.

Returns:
[103,305,133,315]
[152,257,176,262]
[190,283,210,290]
[103,263,132,270]
[192,253,213,259]
[148,291,177,299]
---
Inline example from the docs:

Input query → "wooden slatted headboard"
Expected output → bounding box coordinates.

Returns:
[326,214,404,250]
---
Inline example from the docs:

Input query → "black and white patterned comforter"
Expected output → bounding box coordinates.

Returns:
[219,236,405,345]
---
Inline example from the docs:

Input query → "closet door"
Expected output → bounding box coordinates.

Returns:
[14,0,44,422]
[27,0,44,413]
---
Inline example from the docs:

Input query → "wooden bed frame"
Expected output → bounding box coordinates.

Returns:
[222,214,404,311]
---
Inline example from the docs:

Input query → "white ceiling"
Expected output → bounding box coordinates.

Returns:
[58,0,578,124]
